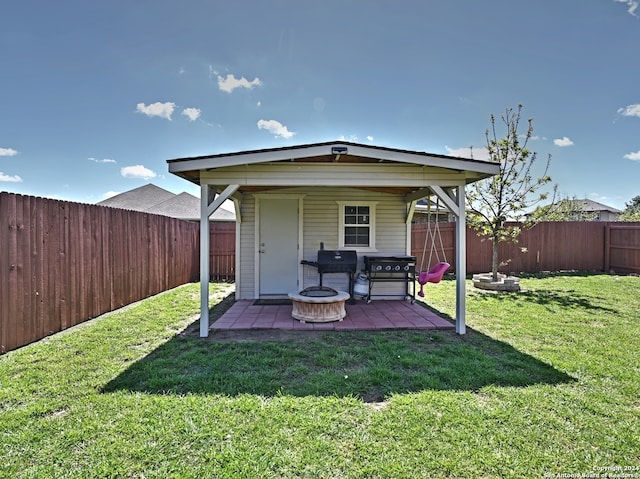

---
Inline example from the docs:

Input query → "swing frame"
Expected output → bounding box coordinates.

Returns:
[417,197,450,297]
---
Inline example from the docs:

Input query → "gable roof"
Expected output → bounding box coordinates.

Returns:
[167,140,500,188]
[145,192,235,221]
[97,184,235,221]
[98,184,175,211]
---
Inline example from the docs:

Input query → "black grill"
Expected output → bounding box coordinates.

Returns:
[364,255,416,273]
[301,249,358,299]
[317,250,358,274]
[363,255,417,303]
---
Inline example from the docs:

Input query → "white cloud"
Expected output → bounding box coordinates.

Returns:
[120,165,157,180]
[103,191,121,199]
[446,146,490,161]
[618,104,640,118]
[615,0,639,16]
[217,74,262,93]
[0,171,22,182]
[0,147,18,156]
[88,157,116,164]
[624,150,640,161]
[181,107,201,122]
[338,135,359,142]
[366,136,374,142]
[553,136,574,147]
[257,119,295,138]
[136,102,176,120]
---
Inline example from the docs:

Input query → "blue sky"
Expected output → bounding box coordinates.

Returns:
[1,0,639,210]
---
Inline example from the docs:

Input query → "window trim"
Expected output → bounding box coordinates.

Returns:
[337,201,377,252]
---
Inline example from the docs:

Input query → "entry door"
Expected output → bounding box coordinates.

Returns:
[258,198,300,296]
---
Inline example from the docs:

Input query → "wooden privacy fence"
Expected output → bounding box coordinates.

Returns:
[1,192,200,353]
[2,189,638,355]
[209,222,235,281]
[411,221,640,275]
[605,223,640,274]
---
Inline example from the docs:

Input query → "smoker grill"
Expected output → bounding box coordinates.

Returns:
[364,255,417,303]
[301,249,358,299]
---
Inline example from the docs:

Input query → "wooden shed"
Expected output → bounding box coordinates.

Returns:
[167,141,499,336]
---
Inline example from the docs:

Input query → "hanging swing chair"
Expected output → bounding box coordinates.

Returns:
[417,197,450,298]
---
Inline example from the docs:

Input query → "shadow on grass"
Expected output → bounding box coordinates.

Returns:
[466,273,619,314]
[102,298,574,402]
[471,288,618,313]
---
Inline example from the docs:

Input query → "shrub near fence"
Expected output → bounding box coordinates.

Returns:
[0,192,200,353]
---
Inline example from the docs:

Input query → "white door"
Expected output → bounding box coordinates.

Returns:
[258,198,300,296]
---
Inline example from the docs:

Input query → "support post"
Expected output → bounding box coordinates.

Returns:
[405,200,417,255]
[455,185,466,334]
[200,184,210,337]
[604,222,611,273]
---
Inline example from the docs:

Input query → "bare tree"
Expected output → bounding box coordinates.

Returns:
[466,105,555,282]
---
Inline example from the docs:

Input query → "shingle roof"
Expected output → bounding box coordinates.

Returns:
[97,184,175,210]
[97,183,235,221]
[144,192,235,221]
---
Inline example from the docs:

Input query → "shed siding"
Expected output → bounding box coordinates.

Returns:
[238,195,256,299]
[237,187,411,299]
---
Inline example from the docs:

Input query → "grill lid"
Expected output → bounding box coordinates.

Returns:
[317,250,358,273]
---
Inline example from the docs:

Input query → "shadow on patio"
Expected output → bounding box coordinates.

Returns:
[102,294,575,401]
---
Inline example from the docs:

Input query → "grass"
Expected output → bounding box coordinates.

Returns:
[1,274,639,478]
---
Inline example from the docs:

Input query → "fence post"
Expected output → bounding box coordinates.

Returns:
[604,223,611,273]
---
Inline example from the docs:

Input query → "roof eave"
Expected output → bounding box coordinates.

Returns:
[167,141,499,178]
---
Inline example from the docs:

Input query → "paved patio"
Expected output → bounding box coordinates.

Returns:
[211,299,454,332]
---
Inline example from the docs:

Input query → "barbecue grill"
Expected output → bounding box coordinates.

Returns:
[301,249,358,299]
[364,255,417,303]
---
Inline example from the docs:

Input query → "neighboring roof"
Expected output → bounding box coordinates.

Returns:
[98,184,175,211]
[559,198,622,213]
[97,184,235,221]
[167,140,500,187]
[145,192,235,221]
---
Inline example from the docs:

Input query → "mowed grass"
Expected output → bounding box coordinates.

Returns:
[1,274,638,478]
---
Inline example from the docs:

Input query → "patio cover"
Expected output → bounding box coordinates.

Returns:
[167,141,499,336]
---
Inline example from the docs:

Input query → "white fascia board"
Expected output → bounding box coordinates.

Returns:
[168,144,344,173]
[346,145,500,175]
[168,143,499,176]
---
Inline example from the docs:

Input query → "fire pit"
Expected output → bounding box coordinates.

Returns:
[288,287,350,323]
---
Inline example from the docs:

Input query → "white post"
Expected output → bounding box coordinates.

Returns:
[200,184,210,337]
[455,184,466,335]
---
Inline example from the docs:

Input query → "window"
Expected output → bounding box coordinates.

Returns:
[338,202,377,250]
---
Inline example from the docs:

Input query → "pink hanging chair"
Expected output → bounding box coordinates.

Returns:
[417,262,450,297]
[417,196,450,298]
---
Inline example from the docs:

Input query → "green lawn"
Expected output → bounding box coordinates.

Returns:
[1,274,638,478]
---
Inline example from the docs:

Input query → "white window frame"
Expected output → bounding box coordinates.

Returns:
[337,201,377,252]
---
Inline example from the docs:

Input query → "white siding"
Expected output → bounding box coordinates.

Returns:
[237,195,256,299]
[237,187,412,299]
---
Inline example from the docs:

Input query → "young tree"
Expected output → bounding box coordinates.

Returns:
[466,105,555,282]
[620,195,640,221]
